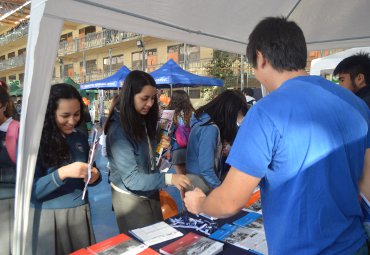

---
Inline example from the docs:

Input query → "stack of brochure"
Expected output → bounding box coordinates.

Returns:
[160,232,223,255]
[129,221,183,246]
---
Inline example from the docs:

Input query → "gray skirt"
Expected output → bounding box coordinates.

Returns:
[0,198,14,255]
[27,204,95,255]
[111,188,163,234]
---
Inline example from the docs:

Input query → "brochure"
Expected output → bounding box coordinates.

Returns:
[129,221,183,246]
[86,233,158,255]
[159,232,223,255]
[155,110,175,166]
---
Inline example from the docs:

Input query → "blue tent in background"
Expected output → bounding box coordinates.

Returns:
[81,66,131,90]
[150,59,224,88]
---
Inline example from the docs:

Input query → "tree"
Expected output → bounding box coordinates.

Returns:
[202,50,238,101]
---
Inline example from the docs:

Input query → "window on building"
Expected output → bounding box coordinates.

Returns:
[18,48,26,56]
[0,55,5,61]
[79,26,96,37]
[8,52,15,58]
[0,77,6,82]
[188,88,201,99]
[167,44,184,63]
[8,75,16,81]
[19,73,24,84]
[132,51,143,70]
[188,45,200,62]
[146,49,157,72]
[60,63,74,78]
[60,32,73,42]
[103,54,123,73]
[80,59,97,74]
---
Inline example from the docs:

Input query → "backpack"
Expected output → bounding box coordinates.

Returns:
[174,124,191,148]
[5,120,20,164]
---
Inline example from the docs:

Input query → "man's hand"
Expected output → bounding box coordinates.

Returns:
[88,167,100,184]
[184,188,206,214]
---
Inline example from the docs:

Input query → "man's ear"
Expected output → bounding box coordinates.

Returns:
[256,50,267,69]
[355,73,366,89]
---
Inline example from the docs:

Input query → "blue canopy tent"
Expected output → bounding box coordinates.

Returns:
[150,59,224,90]
[80,66,131,90]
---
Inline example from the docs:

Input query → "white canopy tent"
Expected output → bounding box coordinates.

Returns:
[15,0,370,254]
[310,47,370,76]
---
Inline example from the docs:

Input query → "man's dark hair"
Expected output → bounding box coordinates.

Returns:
[333,53,370,85]
[247,16,307,72]
[242,88,254,97]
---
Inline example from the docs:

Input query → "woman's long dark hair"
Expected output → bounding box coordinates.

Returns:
[40,83,84,169]
[195,89,248,144]
[0,81,15,118]
[168,90,194,126]
[104,70,159,142]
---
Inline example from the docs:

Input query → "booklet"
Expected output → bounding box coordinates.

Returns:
[155,110,175,166]
[129,221,183,246]
[159,232,223,255]
[82,127,100,200]
[86,233,158,255]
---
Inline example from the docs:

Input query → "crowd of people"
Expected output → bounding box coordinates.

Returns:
[1,15,370,255]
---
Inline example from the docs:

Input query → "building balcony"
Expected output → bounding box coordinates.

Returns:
[58,30,140,56]
[0,54,26,71]
[0,22,28,48]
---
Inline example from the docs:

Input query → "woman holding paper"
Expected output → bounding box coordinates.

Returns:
[104,70,191,233]
[28,83,100,255]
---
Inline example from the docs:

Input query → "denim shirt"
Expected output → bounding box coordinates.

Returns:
[186,113,221,189]
[107,110,166,197]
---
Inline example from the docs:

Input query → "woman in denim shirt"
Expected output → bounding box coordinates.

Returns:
[186,90,248,193]
[105,70,190,234]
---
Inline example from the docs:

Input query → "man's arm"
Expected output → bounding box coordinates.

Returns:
[360,149,370,200]
[184,167,261,218]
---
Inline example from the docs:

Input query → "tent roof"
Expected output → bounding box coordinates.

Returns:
[41,0,370,54]
[310,47,370,75]
[150,59,223,88]
[81,66,131,90]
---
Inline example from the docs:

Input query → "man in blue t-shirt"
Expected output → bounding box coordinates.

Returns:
[184,17,370,255]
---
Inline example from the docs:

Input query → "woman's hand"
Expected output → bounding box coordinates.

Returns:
[160,135,171,149]
[171,174,191,191]
[88,167,100,184]
[58,162,89,181]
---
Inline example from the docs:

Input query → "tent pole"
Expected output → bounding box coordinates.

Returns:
[240,54,244,90]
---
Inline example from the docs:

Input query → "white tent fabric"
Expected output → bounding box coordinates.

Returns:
[310,47,370,75]
[15,0,370,254]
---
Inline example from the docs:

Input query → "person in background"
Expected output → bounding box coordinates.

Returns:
[0,81,19,255]
[186,89,248,193]
[333,53,370,108]
[185,17,369,255]
[28,83,100,255]
[242,87,256,106]
[167,90,195,174]
[105,70,191,234]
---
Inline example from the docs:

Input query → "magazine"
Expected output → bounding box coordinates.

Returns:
[86,234,158,255]
[159,232,223,255]
[129,221,183,246]
[233,212,262,227]
[155,110,175,166]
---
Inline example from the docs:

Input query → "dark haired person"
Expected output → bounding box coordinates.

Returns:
[168,90,195,174]
[334,53,370,108]
[0,81,19,255]
[185,17,369,255]
[28,83,100,255]
[242,87,256,106]
[104,70,190,233]
[186,89,248,192]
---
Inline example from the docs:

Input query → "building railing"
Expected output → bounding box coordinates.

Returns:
[0,22,29,47]
[0,54,26,71]
[58,30,140,56]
